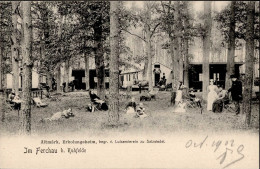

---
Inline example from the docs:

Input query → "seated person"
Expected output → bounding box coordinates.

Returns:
[140,91,152,101]
[148,89,157,100]
[89,90,108,111]
[219,87,229,105]
[136,103,148,118]
[189,88,202,108]
[158,77,164,86]
[13,94,22,110]
[173,101,186,113]
[212,86,227,113]
[33,97,48,108]
[8,91,16,103]
[125,97,137,114]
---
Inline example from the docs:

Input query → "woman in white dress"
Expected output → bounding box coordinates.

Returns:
[175,82,185,104]
[207,79,218,111]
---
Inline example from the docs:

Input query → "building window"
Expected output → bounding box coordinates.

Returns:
[213,73,220,82]
[199,73,202,81]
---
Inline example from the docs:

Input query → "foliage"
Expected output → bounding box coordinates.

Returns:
[215,1,259,49]
[0,2,12,73]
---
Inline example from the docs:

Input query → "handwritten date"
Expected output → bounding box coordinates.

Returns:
[185,135,244,169]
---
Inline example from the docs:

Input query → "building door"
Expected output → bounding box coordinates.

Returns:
[189,65,202,91]
[155,73,160,86]
[72,70,85,90]
[210,64,226,87]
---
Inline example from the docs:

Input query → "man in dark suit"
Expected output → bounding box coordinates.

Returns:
[228,74,243,115]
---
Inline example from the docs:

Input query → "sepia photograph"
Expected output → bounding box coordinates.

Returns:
[0,1,259,169]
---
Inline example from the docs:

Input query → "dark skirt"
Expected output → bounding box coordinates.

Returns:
[213,100,223,113]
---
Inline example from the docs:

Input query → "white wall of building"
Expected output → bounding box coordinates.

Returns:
[6,68,44,89]
[152,63,172,86]
[6,74,12,89]
[32,70,39,88]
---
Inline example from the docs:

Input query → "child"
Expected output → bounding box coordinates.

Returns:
[136,103,148,119]
[126,97,137,114]
[13,94,21,110]
[173,101,187,113]
[189,88,202,108]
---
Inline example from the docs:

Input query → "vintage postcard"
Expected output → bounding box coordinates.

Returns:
[0,1,259,169]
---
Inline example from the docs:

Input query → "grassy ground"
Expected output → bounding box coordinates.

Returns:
[0,90,259,136]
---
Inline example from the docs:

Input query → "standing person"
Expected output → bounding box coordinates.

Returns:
[171,84,177,106]
[52,78,56,90]
[207,79,218,111]
[175,81,184,105]
[162,73,166,86]
[228,74,242,115]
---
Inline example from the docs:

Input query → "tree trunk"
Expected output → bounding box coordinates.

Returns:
[0,3,1,91]
[0,27,2,91]
[20,1,32,135]
[225,1,236,90]
[11,2,20,95]
[46,71,52,91]
[170,35,177,106]
[84,52,90,91]
[42,5,52,91]
[183,1,190,87]
[108,1,120,125]
[64,59,69,92]
[173,1,181,85]
[202,1,212,101]
[147,40,153,90]
[0,5,6,122]
[1,72,6,122]
[94,18,105,99]
[183,38,189,87]
[242,1,255,127]
[145,2,153,91]
[56,65,61,93]
[56,16,63,93]
[170,36,175,88]
[143,58,148,80]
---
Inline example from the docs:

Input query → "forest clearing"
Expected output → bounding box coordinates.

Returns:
[1,90,258,137]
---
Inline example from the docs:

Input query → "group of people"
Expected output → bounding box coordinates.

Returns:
[207,74,242,114]
[125,97,148,119]
[87,90,108,112]
[87,90,148,118]
[171,74,242,115]
[157,73,166,87]
[172,81,202,113]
